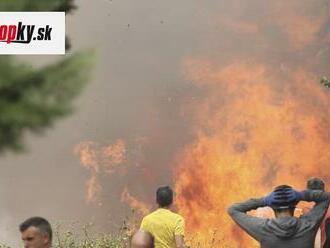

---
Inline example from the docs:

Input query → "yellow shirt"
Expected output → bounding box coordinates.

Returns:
[140,208,185,248]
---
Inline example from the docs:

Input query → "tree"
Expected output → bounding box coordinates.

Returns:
[0,0,94,152]
[0,0,76,12]
[321,77,330,89]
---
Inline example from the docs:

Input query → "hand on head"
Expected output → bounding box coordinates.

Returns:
[264,185,302,209]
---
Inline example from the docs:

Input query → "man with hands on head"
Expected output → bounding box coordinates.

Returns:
[306,177,327,248]
[228,178,330,248]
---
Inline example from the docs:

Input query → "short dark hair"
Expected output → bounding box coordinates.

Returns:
[19,217,52,241]
[307,177,325,191]
[271,185,297,210]
[156,186,173,207]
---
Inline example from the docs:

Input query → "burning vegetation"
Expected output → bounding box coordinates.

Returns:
[75,0,330,247]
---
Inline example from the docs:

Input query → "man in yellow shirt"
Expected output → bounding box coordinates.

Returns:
[140,186,185,248]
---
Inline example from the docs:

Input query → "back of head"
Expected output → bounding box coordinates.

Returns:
[131,230,154,248]
[19,216,52,242]
[271,185,297,216]
[156,186,173,207]
[307,177,325,191]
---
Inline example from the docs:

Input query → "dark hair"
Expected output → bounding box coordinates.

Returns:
[307,177,325,191]
[274,184,292,192]
[19,217,52,241]
[156,186,173,207]
[271,185,297,210]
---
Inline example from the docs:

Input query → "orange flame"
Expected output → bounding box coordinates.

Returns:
[175,61,330,247]
[121,187,151,216]
[102,139,126,173]
[120,187,152,235]
[74,2,330,247]
[74,140,126,203]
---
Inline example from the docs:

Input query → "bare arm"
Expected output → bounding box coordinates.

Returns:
[175,235,185,248]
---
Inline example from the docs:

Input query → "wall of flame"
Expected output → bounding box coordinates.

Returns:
[75,1,330,247]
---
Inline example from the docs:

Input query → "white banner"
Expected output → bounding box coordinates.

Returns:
[0,12,65,54]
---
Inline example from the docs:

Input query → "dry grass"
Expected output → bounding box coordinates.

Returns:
[0,222,241,248]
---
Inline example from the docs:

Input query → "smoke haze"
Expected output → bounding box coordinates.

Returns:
[0,0,329,246]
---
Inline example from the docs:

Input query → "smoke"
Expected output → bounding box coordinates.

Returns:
[72,0,330,246]
[0,0,329,246]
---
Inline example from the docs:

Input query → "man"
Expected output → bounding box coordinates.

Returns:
[131,230,154,248]
[140,186,185,248]
[228,182,330,248]
[19,217,52,248]
[306,177,328,248]
[307,177,325,192]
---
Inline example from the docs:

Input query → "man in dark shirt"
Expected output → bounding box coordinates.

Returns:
[306,177,328,247]
[228,182,330,248]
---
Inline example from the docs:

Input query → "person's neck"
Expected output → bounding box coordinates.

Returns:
[159,205,171,210]
[275,211,292,218]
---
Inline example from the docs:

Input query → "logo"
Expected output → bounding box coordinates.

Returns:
[0,22,53,44]
[0,12,65,54]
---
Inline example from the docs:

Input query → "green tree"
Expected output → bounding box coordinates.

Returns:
[321,77,330,89]
[0,0,94,152]
[0,0,76,12]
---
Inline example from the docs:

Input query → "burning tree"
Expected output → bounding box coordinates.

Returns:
[0,0,94,152]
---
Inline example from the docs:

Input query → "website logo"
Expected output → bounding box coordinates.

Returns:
[0,12,65,54]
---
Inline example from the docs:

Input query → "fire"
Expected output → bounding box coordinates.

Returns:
[73,1,330,247]
[74,140,126,203]
[120,187,152,235]
[121,187,151,216]
[74,141,101,203]
[102,139,126,173]
[175,60,330,247]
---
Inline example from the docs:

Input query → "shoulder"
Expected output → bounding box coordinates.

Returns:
[170,212,184,222]
[141,212,155,230]
[142,210,157,220]
[141,210,158,225]
[174,212,184,219]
